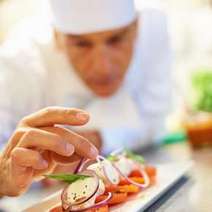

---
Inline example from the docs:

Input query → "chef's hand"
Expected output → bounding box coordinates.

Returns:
[48,128,102,176]
[0,107,98,197]
[43,130,102,184]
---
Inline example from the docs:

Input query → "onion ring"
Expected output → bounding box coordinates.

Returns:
[74,158,85,174]
[114,163,150,189]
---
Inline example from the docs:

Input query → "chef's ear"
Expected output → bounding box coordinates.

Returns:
[54,29,65,51]
[131,17,139,40]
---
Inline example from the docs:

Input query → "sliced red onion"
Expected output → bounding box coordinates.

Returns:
[61,170,100,210]
[67,192,112,212]
[77,159,96,173]
[74,158,85,174]
[114,164,150,189]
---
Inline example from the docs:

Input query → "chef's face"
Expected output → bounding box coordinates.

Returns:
[54,19,138,97]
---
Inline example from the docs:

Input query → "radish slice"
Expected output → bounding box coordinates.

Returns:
[114,156,136,176]
[66,192,112,212]
[88,156,120,185]
[75,156,120,185]
[61,170,99,210]
[97,156,120,185]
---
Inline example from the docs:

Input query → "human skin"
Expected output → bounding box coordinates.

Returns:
[53,19,138,149]
[54,19,138,97]
[0,107,98,197]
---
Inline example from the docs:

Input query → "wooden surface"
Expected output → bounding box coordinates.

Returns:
[0,143,212,212]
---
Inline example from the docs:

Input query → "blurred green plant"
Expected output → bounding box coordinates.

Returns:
[191,69,212,112]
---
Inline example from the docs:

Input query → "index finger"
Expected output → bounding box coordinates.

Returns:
[19,107,89,127]
[42,126,98,159]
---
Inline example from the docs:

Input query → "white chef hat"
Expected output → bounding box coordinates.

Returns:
[49,0,137,34]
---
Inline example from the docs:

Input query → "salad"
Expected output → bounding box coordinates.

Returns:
[47,150,157,212]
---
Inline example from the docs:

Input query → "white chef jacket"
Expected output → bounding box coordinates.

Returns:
[0,8,172,154]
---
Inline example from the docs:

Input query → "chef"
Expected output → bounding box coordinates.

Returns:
[0,0,172,155]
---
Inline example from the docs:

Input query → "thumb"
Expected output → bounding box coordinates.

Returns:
[10,159,33,196]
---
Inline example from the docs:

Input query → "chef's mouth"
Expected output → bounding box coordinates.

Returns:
[89,82,120,91]
[92,86,119,97]
[86,77,120,86]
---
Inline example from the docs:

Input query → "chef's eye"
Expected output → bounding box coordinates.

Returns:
[107,34,124,46]
[75,40,93,48]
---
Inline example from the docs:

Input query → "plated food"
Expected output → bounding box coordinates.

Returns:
[47,150,157,212]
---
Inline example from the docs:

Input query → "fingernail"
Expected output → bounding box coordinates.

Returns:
[90,146,98,158]
[65,143,74,156]
[76,112,89,121]
[41,160,48,168]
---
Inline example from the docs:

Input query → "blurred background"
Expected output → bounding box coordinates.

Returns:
[1,0,212,121]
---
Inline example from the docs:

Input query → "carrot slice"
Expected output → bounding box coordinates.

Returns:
[96,205,109,212]
[119,178,131,185]
[105,184,119,193]
[119,177,144,186]
[129,177,144,184]
[109,193,128,205]
[84,209,95,212]
[96,193,128,206]
[129,166,157,179]
[129,169,143,178]
[118,184,140,193]
[145,166,157,178]
[84,205,109,212]
[149,176,156,186]
[49,205,63,212]
[49,205,106,212]
[95,195,107,203]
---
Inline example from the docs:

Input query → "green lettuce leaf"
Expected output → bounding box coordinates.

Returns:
[44,173,91,184]
[124,149,145,164]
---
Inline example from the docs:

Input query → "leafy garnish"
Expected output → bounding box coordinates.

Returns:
[123,149,145,164]
[107,154,118,161]
[44,173,91,184]
[191,70,212,112]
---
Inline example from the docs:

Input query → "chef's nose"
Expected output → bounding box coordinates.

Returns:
[92,44,113,75]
